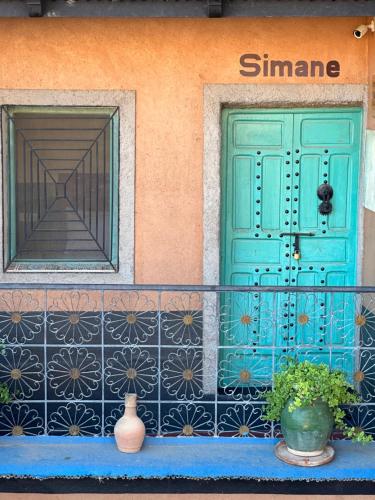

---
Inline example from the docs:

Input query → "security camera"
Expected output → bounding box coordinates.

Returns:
[353,18,375,39]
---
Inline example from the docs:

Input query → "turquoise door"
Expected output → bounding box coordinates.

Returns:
[220,108,362,389]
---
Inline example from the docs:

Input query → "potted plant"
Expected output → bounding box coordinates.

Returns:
[263,360,372,458]
[0,343,11,406]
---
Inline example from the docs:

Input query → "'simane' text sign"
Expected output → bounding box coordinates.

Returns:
[240,54,340,78]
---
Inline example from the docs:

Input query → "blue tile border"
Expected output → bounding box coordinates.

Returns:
[0,436,375,482]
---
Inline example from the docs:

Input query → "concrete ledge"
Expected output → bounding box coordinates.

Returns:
[0,436,375,482]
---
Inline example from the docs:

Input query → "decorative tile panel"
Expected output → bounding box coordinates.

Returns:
[0,287,373,437]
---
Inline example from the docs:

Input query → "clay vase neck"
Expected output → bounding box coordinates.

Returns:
[114,394,145,453]
[124,405,137,418]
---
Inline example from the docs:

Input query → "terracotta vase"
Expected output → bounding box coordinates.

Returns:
[114,393,145,453]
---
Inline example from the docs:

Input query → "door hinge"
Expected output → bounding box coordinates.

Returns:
[26,0,44,17]
[207,0,223,18]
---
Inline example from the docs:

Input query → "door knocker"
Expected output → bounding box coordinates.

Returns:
[317,184,334,215]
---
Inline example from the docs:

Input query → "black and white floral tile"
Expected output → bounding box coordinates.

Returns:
[0,290,373,438]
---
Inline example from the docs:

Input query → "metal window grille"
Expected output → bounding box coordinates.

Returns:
[2,106,119,272]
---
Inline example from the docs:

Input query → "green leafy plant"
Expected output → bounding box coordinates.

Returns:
[0,342,10,404]
[263,360,372,443]
[0,383,11,404]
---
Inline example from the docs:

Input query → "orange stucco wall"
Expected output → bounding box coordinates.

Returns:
[0,17,370,283]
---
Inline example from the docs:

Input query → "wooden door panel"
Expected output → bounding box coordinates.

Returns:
[220,108,362,385]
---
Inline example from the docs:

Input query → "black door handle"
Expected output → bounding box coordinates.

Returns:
[279,232,315,237]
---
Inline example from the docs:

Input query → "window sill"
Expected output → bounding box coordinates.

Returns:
[5,263,117,272]
[0,436,375,494]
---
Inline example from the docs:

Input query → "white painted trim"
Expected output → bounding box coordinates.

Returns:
[0,90,135,284]
[364,130,375,212]
[357,100,369,286]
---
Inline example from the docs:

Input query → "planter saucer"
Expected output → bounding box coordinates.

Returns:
[274,441,335,467]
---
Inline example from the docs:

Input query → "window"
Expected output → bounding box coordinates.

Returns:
[2,106,119,272]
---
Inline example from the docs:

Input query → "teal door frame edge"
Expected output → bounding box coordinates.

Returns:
[219,108,362,376]
[201,84,367,394]
[220,107,362,285]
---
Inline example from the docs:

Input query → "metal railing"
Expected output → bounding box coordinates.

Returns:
[0,284,374,439]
